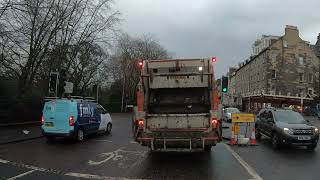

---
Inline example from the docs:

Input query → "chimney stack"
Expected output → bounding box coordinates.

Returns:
[285,25,299,37]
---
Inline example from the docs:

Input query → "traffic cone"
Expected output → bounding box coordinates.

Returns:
[250,128,257,145]
[229,129,237,145]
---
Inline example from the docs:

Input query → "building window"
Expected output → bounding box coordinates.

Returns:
[309,73,313,82]
[271,70,276,79]
[299,73,304,82]
[283,40,288,47]
[298,56,304,65]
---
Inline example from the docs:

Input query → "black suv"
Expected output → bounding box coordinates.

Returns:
[256,108,319,150]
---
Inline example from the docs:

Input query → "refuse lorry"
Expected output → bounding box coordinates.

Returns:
[132,58,222,152]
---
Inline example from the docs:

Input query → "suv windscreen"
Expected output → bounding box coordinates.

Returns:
[274,110,306,124]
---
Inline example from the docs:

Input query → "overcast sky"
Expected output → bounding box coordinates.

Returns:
[114,0,320,78]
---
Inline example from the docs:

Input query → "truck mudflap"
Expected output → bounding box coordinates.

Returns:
[136,136,219,152]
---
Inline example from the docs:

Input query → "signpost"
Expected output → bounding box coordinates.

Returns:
[64,82,74,94]
[229,113,256,145]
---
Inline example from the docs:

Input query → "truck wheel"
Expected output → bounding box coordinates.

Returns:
[204,145,212,152]
[76,129,85,142]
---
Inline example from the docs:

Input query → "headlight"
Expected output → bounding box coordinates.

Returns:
[283,128,294,135]
[315,128,319,133]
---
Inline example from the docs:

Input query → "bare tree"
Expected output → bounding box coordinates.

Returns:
[109,33,171,112]
[0,0,120,97]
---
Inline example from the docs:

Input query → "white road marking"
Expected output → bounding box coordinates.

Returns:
[65,172,144,180]
[88,149,147,167]
[129,141,138,144]
[7,170,35,180]
[224,144,263,180]
[0,159,9,163]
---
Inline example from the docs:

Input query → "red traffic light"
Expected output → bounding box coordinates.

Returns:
[137,59,143,68]
[211,57,217,62]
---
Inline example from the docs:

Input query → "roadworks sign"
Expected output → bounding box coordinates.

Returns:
[232,113,255,123]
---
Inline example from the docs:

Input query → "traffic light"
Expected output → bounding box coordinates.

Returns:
[49,72,59,95]
[58,69,67,97]
[221,76,228,93]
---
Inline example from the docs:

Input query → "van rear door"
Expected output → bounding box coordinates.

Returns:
[43,100,75,133]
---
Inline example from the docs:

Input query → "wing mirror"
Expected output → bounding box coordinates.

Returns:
[267,119,274,123]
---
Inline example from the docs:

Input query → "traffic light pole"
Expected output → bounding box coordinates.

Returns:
[55,74,59,98]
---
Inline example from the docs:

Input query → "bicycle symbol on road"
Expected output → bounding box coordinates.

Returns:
[88,149,147,168]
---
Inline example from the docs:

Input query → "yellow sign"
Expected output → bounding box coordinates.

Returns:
[232,124,241,134]
[232,113,255,123]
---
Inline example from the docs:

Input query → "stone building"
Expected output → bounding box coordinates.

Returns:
[252,35,279,56]
[234,25,319,111]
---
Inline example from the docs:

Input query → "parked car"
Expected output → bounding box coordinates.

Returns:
[223,107,240,122]
[42,98,112,142]
[256,108,319,150]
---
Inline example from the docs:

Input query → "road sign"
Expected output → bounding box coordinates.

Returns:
[64,82,73,94]
[232,113,255,123]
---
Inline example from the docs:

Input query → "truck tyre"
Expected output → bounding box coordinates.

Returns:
[76,129,85,142]
[204,145,212,152]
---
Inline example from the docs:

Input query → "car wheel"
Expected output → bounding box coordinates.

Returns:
[307,144,317,150]
[272,133,281,149]
[77,129,84,142]
[106,123,112,134]
[255,128,262,140]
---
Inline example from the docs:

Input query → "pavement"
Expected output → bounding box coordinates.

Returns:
[0,113,320,180]
[0,125,42,145]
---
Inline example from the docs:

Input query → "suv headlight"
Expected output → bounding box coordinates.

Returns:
[283,128,294,135]
[314,128,319,134]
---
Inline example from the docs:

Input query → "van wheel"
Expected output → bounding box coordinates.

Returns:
[46,136,55,142]
[77,129,84,142]
[106,123,112,134]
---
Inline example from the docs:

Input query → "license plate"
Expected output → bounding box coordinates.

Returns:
[45,122,54,127]
[298,136,311,140]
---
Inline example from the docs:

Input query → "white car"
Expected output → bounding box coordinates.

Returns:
[223,107,240,122]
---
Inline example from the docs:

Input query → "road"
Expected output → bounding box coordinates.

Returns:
[0,114,319,180]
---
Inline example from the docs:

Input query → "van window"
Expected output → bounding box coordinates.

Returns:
[96,105,106,114]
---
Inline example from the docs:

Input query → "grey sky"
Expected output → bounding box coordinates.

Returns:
[114,0,320,78]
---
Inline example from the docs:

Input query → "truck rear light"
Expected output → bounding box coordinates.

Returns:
[69,116,74,126]
[211,118,218,128]
[138,119,144,129]
[41,116,44,125]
